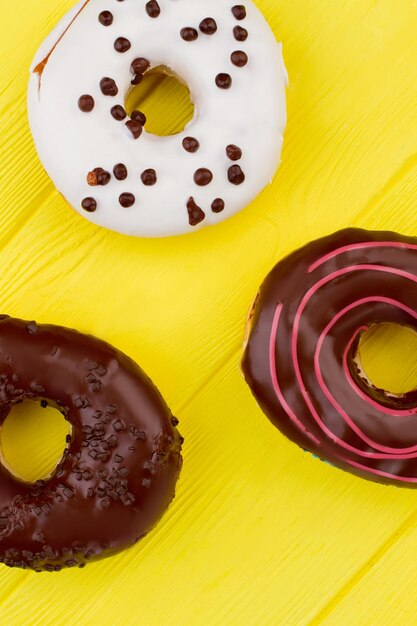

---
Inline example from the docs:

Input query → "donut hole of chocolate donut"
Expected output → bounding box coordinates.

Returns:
[0,401,70,483]
[125,65,194,136]
[355,323,417,397]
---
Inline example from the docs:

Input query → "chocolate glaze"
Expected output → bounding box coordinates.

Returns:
[242,229,417,487]
[0,317,182,571]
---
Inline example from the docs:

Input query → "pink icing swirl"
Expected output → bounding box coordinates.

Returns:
[267,237,417,484]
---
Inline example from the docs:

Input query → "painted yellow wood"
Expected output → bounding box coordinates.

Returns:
[1,0,417,624]
[319,520,417,626]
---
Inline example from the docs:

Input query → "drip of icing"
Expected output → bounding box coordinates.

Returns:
[34,0,91,87]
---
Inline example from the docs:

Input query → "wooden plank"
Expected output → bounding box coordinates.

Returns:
[317,519,417,626]
[1,0,417,624]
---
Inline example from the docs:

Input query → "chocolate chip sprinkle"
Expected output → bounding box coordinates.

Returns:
[131,74,143,86]
[199,18,217,35]
[87,168,111,186]
[226,144,242,161]
[100,77,118,96]
[111,105,127,121]
[113,163,128,180]
[228,164,245,185]
[194,168,213,186]
[78,95,95,112]
[181,27,198,42]
[187,197,205,226]
[216,73,232,89]
[232,5,247,20]
[233,26,248,41]
[119,193,135,207]
[131,110,147,126]
[126,120,143,139]
[99,11,113,26]
[81,198,97,212]
[114,37,131,53]
[131,58,150,75]
[141,169,157,185]
[182,137,200,153]
[231,50,248,67]
[146,1,161,18]
[211,198,225,213]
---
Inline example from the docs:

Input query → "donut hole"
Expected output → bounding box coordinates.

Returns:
[0,401,71,483]
[357,323,417,395]
[125,66,194,136]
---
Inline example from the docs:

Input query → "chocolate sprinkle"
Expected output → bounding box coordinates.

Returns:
[131,74,143,86]
[199,18,217,35]
[141,169,157,186]
[111,105,127,121]
[113,163,128,180]
[81,198,97,212]
[228,164,245,185]
[78,95,95,112]
[99,11,113,26]
[182,137,200,153]
[211,199,225,213]
[27,322,38,335]
[233,26,248,41]
[181,27,198,42]
[100,77,118,96]
[232,5,247,20]
[231,51,248,67]
[131,110,147,126]
[194,168,213,186]
[131,58,150,75]
[87,168,111,186]
[216,73,232,89]
[187,197,205,226]
[114,37,131,53]
[126,120,143,139]
[146,1,161,18]
[119,193,135,207]
[226,144,242,161]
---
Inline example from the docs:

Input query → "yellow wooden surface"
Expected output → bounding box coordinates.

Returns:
[1,0,417,624]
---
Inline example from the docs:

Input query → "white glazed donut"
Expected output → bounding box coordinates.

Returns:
[28,0,287,237]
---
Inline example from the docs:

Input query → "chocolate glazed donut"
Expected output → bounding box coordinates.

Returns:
[243,228,417,486]
[0,316,182,571]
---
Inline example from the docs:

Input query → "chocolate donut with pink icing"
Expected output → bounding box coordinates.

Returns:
[242,228,417,486]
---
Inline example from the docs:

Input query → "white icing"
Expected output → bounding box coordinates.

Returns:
[28,0,287,237]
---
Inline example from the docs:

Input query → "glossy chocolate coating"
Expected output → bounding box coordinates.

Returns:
[243,229,417,487]
[0,317,182,571]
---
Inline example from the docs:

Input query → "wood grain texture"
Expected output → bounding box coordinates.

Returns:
[1,0,417,624]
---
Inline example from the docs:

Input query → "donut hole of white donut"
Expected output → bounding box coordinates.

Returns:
[355,323,417,396]
[125,65,194,137]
